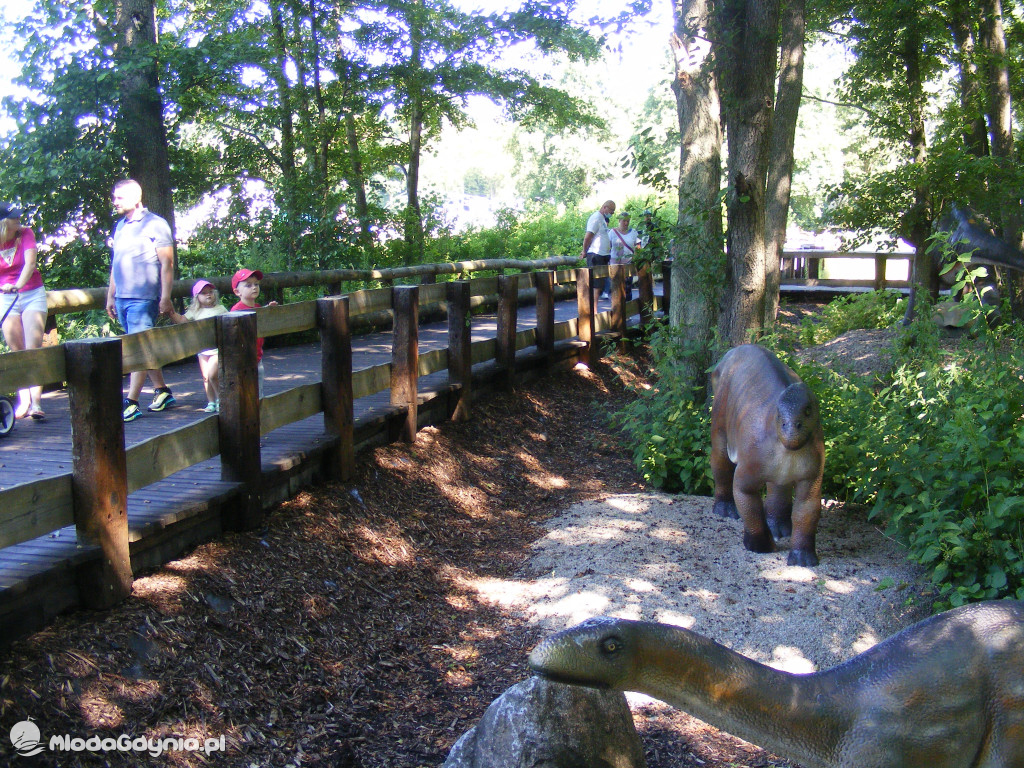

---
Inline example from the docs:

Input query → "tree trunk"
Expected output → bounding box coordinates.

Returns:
[270,3,300,269]
[114,0,176,266]
[947,1,990,157]
[900,21,935,326]
[717,0,780,347]
[345,112,376,267]
[764,0,805,326]
[979,0,1022,317]
[669,0,724,399]
[403,4,425,267]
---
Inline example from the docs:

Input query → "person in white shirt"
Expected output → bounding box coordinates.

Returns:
[609,211,640,301]
[582,199,615,299]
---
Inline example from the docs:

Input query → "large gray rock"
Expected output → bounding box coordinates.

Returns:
[443,675,646,768]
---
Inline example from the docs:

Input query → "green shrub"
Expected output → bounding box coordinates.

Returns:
[852,354,1024,607]
[614,322,713,494]
[799,289,905,345]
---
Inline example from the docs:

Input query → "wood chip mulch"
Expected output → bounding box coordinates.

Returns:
[0,351,792,768]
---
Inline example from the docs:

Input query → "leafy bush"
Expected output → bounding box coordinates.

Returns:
[798,289,905,345]
[614,322,713,494]
[430,206,584,264]
[835,352,1024,607]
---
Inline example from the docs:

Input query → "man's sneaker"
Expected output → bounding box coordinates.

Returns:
[123,399,142,422]
[148,389,176,412]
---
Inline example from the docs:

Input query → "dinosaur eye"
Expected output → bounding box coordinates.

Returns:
[601,637,622,655]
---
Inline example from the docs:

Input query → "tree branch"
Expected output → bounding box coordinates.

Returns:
[800,92,907,137]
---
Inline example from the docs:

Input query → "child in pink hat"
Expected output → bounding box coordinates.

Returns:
[168,279,228,412]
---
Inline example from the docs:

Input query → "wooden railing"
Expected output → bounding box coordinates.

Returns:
[43,256,580,316]
[780,250,913,291]
[42,251,912,320]
[0,261,659,612]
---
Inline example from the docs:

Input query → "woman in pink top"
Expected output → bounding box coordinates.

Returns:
[0,203,48,419]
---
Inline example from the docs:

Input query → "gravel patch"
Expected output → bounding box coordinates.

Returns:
[470,491,931,674]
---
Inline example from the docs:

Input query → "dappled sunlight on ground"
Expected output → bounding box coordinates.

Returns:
[467,491,931,673]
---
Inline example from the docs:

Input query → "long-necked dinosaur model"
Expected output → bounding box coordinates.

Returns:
[528,601,1024,768]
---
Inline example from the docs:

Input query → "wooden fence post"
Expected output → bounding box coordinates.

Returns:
[319,296,354,481]
[638,264,654,329]
[874,255,888,291]
[391,285,419,442]
[66,337,132,608]
[576,267,595,367]
[497,274,518,390]
[610,265,626,346]
[661,259,673,318]
[447,280,472,421]
[535,270,555,362]
[217,311,263,530]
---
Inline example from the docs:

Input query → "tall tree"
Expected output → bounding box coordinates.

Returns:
[113,0,176,239]
[763,0,806,326]
[356,0,603,265]
[716,0,781,346]
[669,0,724,397]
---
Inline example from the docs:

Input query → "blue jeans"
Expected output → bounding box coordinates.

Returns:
[116,298,159,334]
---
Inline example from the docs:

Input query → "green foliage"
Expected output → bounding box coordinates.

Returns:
[614,321,713,494]
[624,286,1024,608]
[823,350,1024,609]
[797,289,905,345]
[429,206,585,263]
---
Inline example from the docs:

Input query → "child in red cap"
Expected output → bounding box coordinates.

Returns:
[230,268,277,397]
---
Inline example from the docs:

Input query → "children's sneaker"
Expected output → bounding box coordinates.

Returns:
[123,399,142,422]
[202,401,218,413]
[148,389,176,412]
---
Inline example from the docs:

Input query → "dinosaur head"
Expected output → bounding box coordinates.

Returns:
[528,617,639,690]
[775,382,818,450]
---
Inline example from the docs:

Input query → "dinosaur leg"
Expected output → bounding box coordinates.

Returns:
[710,443,739,520]
[765,482,793,539]
[734,467,774,554]
[787,479,821,566]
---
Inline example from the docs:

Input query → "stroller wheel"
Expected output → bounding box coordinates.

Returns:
[0,397,14,435]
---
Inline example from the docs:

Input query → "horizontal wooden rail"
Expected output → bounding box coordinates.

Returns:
[125,418,220,494]
[44,256,579,315]
[0,474,74,550]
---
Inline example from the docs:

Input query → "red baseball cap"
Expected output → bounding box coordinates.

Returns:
[231,268,264,292]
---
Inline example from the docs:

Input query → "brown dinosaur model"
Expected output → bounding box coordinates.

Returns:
[528,601,1024,768]
[710,344,825,566]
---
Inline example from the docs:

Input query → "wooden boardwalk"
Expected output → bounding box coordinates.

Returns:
[0,290,638,634]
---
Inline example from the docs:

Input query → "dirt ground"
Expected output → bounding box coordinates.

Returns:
[0,311,926,768]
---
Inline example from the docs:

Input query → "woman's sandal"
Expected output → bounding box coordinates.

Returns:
[28,406,45,420]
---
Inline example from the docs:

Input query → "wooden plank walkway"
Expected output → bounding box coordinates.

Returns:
[0,290,633,623]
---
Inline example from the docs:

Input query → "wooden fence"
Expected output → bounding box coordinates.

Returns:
[0,259,659,644]
[41,251,912,321]
[781,250,913,292]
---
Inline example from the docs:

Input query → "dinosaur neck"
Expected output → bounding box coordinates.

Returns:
[633,626,848,768]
